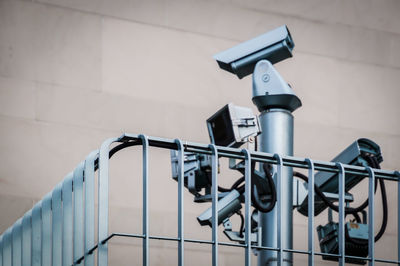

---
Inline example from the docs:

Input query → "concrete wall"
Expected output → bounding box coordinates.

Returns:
[0,0,399,265]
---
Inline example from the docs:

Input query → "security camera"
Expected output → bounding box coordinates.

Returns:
[207,103,261,148]
[170,151,211,196]
[297,138,383,216]
[197,189,242,227]
[214,25,294,79]
[318,221,369,264]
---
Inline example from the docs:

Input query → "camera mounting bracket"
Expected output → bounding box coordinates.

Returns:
[252,60,302,112]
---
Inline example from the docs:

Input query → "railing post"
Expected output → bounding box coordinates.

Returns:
[98,137,120,266]
[21,210,32,266]
[139,135,150,266]
[209,144,219,266]
[2,228,12,266]
[242,149,252,266]
[51,182,63,266]
[336,163,345,266]
[41,193,52,266]
[31,202,42,266]
[175,139,185,266]
[305,158,315,266]
[396,171,400,264]
[84,150,98,266]
[11,218,22,266]
[62,173,73,266]
[367,167,375,266]
[274,154,284,266]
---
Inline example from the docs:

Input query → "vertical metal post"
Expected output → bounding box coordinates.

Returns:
[242,149,252,266]
[0,234,3,266]
[175,139,185,266]
[62,174,73,266]
[2,228,12,266]
[139,135,150,266]
[31,202,42,266]
[273,154,283,266]
[52,183,63,266]
[367,167,375,266]
[336,163,345,266]
[98,137,119,266]
[74,162,85,265]
[259,109,293,266]
[396,171,400,264]
[305,159,314,266]
[21,210,32,266]
[11,219,22,266]
[84,151,98,266]
[209,144,219,266]
[41,193,52,266]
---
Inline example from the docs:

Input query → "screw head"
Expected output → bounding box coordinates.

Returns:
[262,74,270,82]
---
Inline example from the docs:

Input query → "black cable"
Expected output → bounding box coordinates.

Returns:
[293,171,375,215]
[231,176,245,190]
[238,211,244,238]
[94,141,140,170]
[294,155,388,245]
[345,156,388,245]
[351,212,362,223]
[250,162,277,213]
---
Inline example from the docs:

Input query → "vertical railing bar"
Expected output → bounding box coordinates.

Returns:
[31,202,42,266]
[73,162,85,265]
[396,171,400,264]
[336,162,345,266]
[3,228,12,266]
[0,234,3,266]
[22,210,32,266]
[52,183,63,266]
[98,137,120,266]
[367,167,375,266]
[12,218,22,266]
[41,193,52,266]
[139,135,150,266]
[175,139,185,266]
[242,149,252,266]
[84,150,98,266]
[273,154,283,266]
[209,144,219,266]
[62,173,73,266]
[305,158,315,266]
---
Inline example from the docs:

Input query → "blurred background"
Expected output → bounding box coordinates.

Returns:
[0,0,399,265]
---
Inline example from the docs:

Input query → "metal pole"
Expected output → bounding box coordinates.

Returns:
[259,108,294,266]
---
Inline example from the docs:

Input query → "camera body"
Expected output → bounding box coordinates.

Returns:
[214,25,294,79]
[298,138,383,216]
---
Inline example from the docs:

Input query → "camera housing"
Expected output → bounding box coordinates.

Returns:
[170,151,211,196]
[214,25,294,79]
[207,103,261,148]
[197,189,242,227]
[297,138,383,216]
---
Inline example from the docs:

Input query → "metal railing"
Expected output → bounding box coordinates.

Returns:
[0,133,399,266]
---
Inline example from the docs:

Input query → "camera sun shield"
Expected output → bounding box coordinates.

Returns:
[214,25,294,79]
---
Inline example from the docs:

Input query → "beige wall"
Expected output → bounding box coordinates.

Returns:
[0,0,399,265]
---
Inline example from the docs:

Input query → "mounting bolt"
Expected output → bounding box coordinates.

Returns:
[262,74,270,82]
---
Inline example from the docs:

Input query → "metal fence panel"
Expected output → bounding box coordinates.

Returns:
[0,133,399,266]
